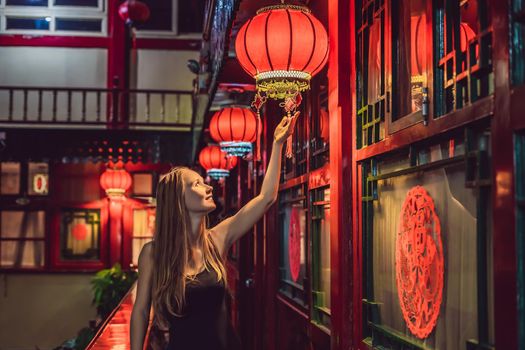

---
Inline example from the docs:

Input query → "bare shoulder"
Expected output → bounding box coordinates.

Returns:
[138,241,154,266]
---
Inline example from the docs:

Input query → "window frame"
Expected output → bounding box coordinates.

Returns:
[0,0,107,36]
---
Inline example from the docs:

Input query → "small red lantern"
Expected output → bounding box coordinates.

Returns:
[235,4,329,158]
[118,0,150,24]
[198,145,238,180]
[210,107,260,158]
[100,168,132,197]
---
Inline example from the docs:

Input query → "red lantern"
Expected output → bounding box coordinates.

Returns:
[100,168,132,197]
[118,0,150,24]
[198,145,238,180]
[235,4,329,158]
[235,4,329,98]
[210,107,260,157]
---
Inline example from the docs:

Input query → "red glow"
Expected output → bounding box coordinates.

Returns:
[396,186,444,339]
[235,6,329,78]
[72,224,88,241]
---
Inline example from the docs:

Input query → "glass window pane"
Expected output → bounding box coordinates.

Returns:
[369,153,493,347]
[132,208,155,237]
[1,211,45,238]
[137,0,172,31]
[6,0,47,6]
[1,162,20,195]
[0,241,44,268]
[28,162,49,196]
[60,209,100,260]
[55,18,102,32]
[279,186,307,306]
[311,186,331,327]
[132,173,153,196]
[392,0,428,119]
[178,0,205,34]
[6,17,50,30]
[54,0,98,6]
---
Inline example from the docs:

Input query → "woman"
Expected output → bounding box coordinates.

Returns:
[130,112,298,350]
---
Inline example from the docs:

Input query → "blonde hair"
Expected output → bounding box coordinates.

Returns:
[151,167,226,328]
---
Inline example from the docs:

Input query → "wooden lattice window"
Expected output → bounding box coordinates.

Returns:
[434,0,493,117]
[60,208,101,261]
[360,130,494,349]
[356,0,386,148]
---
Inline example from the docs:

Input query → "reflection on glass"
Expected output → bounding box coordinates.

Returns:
[393,0,427,119]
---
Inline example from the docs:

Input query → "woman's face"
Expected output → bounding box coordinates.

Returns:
[182,170,216,213]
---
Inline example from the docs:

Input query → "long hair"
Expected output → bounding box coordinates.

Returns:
[151,167,226,329]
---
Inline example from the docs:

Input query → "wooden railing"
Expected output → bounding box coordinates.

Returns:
[0,86,194,130]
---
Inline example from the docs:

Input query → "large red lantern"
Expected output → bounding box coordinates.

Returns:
[118,0,150,24]
[198,145,238,180]
[210,107,259,158]
[100,168,132,197]
[235,4,329,157]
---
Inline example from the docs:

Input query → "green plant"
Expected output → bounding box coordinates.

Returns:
[91,263,138,320]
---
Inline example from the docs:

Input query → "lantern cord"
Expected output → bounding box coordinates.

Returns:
[256,112,262,162]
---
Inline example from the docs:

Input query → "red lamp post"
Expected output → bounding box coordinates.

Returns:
[100,167,132,266]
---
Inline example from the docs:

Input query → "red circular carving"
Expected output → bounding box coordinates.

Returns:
[288,207,301,282]
[72,223,88,241]
[396,186,444,339]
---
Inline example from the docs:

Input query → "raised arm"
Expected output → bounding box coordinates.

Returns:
[130,242,153,350]
[211,112,299,252]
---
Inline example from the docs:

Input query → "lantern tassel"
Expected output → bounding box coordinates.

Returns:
[285,134,293,158]
[256,113,262,162]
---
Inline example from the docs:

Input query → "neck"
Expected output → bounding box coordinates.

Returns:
[188,213,205,246]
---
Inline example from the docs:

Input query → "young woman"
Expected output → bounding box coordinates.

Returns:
[130,113,298,350]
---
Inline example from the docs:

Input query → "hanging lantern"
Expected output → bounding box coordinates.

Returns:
[100,168,132,197]
[235,3,329,157]
[118,0,150,25]
[210,107,260,158]
[198,145,238,180]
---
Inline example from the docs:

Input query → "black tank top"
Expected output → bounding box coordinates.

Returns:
[166,268,241,350]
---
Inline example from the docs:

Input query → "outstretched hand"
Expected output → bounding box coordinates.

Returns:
[273,111,300,145]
